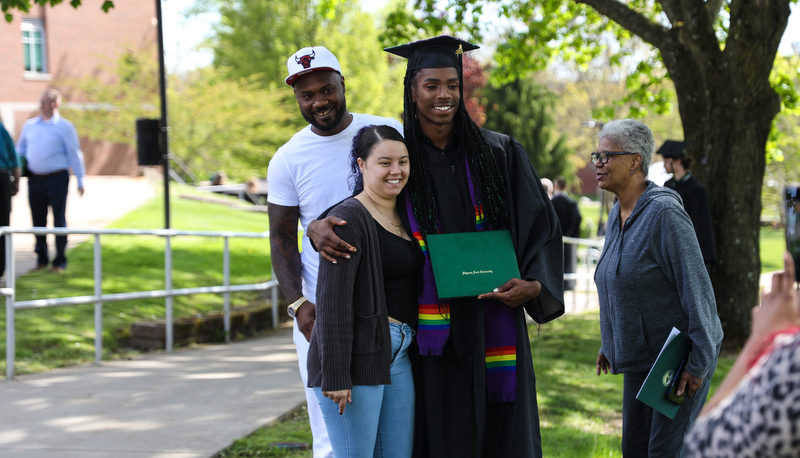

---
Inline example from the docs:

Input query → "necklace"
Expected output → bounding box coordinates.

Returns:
[365,193,403,236]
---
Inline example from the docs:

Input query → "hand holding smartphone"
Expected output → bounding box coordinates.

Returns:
[783,186,800,284]
[666,356,688,405]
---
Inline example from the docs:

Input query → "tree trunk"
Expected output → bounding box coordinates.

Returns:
[660,1,789,349]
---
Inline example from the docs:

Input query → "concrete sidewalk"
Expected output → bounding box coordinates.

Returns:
[0,325,306,458]
[0,174,310,457]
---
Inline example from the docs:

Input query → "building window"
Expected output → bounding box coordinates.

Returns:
[21,19,47,74]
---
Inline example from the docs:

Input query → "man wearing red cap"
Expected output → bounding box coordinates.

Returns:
[267,46,402,458]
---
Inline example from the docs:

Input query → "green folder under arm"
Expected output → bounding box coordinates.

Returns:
[635,327,693,419]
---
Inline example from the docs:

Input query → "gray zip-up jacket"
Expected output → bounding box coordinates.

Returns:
[595,181,723,378]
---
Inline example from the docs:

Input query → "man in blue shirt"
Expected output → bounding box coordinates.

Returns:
[0,122,21,278]
[16,89,85,273]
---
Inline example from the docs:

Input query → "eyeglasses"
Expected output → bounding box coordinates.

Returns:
[590,151,639,164]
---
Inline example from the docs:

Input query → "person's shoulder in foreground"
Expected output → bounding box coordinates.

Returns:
[684,252,800,457]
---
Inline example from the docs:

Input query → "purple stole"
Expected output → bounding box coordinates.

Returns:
[407,159,518,402]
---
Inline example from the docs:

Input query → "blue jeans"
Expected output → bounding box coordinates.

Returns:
[314,322,415,458]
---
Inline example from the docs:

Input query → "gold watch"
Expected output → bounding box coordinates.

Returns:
[287,296,308,318]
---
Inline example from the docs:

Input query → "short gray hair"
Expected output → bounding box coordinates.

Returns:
[42,89,62,104]
[598,119,655,178]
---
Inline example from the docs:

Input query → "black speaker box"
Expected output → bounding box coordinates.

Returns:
[136,118,161,166]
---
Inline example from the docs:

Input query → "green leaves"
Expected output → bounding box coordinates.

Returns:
[2,0,113,22]
[482,77,577,179]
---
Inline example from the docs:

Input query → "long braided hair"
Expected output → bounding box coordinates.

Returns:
[402,66,510,236]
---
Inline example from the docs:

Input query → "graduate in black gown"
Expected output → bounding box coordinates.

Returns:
[309,36,564,457]
[661,142,717,267]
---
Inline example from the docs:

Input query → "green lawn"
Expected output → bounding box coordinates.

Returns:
[1,185,272,376]
[216,312,737,458]
[0,185,772,454]
[579,199,787,275]
[760,226,786,273]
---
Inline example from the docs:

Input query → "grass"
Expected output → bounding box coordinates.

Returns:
[1,185,272,376]
[760,226,786,273]
[216,406,314,458]
[0,184,766,453]
[578,199,787,275]
[217,312,736,458]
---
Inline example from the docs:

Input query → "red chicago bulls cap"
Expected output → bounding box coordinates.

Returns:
[285,46,342,86]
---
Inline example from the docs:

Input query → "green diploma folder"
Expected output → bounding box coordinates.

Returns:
[425,230,521,299]
[635,327,692,419]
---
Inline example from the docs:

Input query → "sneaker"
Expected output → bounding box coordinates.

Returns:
[50,266,65,273]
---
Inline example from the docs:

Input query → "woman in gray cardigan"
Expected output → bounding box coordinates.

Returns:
[307,125,418,457]
[593,119,723,457]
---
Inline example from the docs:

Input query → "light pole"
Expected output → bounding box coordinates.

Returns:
[155,0,170,229]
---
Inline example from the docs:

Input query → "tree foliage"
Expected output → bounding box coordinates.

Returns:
[188,0,321,85]
[190,0,403,124]
[385,0,797,346]
[764,52,800,214]
[59,45,160,146]
[482,77,576,180]
[60,0,405,183]
[2,0,113,22]
[463,55,488,126]
[59,45,295,182]
[167,68,299,181]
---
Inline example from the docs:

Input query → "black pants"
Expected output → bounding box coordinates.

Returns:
[28,171,70,268]
[0,170,11,276]
[621,370,713,457]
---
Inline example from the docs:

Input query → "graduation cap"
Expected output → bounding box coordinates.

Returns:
[384,35,479,71]
[657,140,686,159]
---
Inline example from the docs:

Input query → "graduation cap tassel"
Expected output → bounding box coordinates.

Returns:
[457,45,465,109]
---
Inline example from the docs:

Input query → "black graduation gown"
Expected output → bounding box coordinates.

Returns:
[411,129,564,458]
[664,175,718,263]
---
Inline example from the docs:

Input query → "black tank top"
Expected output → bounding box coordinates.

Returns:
[375,220,419,329]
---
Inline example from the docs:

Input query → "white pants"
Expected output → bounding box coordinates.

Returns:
[294,320,333,458]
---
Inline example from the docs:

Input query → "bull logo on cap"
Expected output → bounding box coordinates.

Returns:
[295,50,316,69]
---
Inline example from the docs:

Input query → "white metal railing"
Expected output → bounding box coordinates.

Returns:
[562,236,605,311]
[2,227,280,380]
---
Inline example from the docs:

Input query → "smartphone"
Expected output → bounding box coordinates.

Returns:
[666,357,688,405]
[784,186,800,283]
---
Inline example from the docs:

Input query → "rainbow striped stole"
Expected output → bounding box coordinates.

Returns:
[472,200,517,402]
[406,203,452,356]
[404,156,519,401]
[485,345,517,373]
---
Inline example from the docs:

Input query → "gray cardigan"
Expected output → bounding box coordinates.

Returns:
[307,198,392,391]
[595,182,723,378]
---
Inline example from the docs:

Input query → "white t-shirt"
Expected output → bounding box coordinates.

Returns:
[267,113,403,303]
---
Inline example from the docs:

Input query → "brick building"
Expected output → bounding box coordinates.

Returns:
[0,0,156,175]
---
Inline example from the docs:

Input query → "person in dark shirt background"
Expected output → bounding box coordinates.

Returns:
[551,176,582,290]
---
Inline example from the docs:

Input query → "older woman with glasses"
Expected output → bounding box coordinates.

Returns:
[592,119,723,457]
